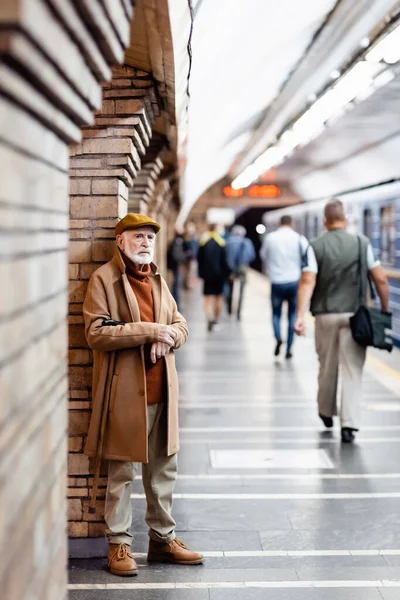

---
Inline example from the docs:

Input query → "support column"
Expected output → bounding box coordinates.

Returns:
[68,68,161,541]
[0,0,134,596]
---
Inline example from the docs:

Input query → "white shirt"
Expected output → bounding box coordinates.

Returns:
[303,244,380,273]
[260,227,309,284]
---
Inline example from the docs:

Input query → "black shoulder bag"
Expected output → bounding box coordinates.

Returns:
[349,237,392,352]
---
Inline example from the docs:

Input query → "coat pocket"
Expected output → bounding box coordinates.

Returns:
[109,375,119,413]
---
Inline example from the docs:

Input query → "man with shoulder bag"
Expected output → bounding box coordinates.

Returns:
[294,200,390,444]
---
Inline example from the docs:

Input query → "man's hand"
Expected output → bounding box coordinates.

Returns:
[157,325,177,347]
[294,317,306,336]
[150,342,171,364]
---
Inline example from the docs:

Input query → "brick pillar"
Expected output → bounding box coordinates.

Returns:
[68,68,160,540]
[0,0,134,596]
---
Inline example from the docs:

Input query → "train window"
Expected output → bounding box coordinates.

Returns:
[313,216,319,238]
[363,209,373,240]
[304,214,310,239]
[380,205,396,266]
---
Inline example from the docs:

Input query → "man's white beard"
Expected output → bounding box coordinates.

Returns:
[125,247,154,265]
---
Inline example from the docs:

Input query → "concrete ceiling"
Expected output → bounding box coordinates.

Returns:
[175,0,339,223]
[167,0,400,223]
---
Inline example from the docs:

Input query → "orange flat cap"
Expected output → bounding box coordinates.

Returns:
[115,213,161,236]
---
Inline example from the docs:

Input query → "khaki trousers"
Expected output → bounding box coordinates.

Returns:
[104,403,177,546]
[315,313,366,430]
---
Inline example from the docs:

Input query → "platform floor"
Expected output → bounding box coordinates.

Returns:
[69,272,400,600]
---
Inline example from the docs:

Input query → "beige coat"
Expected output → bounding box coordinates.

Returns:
[83,250,188,462]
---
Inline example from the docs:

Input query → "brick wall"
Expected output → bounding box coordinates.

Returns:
[67,68,172,540]
[0,1,134,598]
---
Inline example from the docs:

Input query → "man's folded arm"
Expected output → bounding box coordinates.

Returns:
[83,276,159,352]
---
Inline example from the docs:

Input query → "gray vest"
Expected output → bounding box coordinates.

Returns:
[310,229,369,315]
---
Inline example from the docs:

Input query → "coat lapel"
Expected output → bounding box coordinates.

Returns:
[122,274,141,322]
[151,273,162,323]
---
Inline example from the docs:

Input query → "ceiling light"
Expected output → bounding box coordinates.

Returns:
[360,37,370,48]
[232,23,398,190]
[256,224,266,234]
[231,164,260,189]
[366,23,400,64]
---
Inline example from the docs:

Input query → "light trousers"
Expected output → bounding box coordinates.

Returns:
[104,403,177,546]
[315,313,366,430]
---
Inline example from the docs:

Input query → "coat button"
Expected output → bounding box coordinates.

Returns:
[139,390,145,396]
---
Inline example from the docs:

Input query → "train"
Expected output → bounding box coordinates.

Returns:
[262,181,400,347]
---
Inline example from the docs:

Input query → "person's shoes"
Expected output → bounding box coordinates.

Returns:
[341,427,356,444]
[148,537,204,565]
[274,339,282,356]
[319,413,333,428]
[207,320,214,332]
[107,543,138,576]
[285,350,293,359]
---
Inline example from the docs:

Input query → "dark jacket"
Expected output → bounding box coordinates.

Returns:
[167,235,188,271]
[197,234,230,281]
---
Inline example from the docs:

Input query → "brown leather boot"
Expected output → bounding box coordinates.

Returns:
[107,543,138,576]
[148,537,204,565]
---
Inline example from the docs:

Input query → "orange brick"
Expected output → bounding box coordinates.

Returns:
[92,178,126,196]
[88,522,106,537]
[67,487,88,498]
[68,498,82,521]
[69,365,92,388]
[69,241,91,263]
[68,453,90,476]
[69,264,79,280]
[69,349,91,365]
[115,99,144,115]
[70,179,91,195]
[69,280,88,302]
[82,499,105,521]
[79,264,99,280]
[68,522,88,537]
[69,302,84,315]
[68,401,90,410]
[68,477,87,487]
[69,323,86,347]
[82,138,132,155]
[70,196,120,219]
[94,229,115,239]
[70,389,89,399]
[68,315,84,325]
[68,436,84,452]
[69,410,90,435]
[70,229,92,240]
[70,219,91,229]
[92,240,114,262]
[111,65,137,78]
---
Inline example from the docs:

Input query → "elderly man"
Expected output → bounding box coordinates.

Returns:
[83,213,203,576]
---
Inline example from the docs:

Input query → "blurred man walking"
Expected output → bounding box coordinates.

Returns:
[197,224,230,331]
[260,215,308,358]
[225,225,255,321]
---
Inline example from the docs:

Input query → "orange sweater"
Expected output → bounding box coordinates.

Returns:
[123,254,165,405]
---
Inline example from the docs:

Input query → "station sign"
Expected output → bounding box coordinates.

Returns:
[223,185,281,198]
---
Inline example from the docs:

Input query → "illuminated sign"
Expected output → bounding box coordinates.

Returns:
[223,185,281,198]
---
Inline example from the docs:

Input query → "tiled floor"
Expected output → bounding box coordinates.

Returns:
[69,272,400,599]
